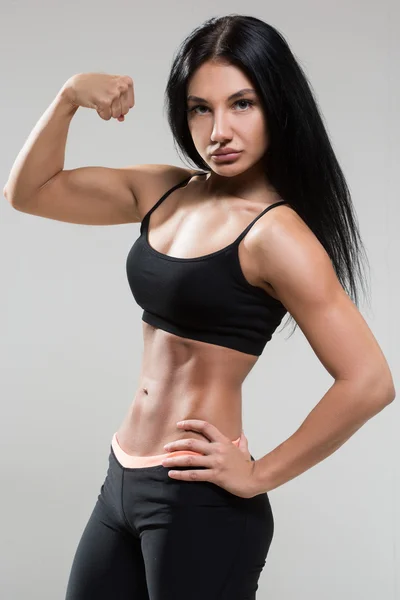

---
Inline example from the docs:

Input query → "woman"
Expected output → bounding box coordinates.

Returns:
[5,14,395,600]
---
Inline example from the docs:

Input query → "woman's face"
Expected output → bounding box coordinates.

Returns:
[186,60,269,177]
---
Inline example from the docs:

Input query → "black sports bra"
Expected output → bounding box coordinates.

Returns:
[126,172,288,356]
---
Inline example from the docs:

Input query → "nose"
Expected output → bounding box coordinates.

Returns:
[210,109,233,143]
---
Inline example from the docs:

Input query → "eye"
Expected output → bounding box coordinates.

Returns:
[187,99,255,115]
[234,99,255,111]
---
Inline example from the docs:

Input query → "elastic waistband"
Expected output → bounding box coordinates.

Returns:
[111,432,241,469]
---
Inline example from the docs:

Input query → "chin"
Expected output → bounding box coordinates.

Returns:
[214,165,249,176]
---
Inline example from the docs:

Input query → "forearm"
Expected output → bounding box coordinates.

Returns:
[254,378,394,495]
[3,83,79,205]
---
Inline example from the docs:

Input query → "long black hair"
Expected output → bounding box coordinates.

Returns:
[164,14,370,337]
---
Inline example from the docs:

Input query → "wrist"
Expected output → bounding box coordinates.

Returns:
[251,459,269,496]
[57,80,80,112]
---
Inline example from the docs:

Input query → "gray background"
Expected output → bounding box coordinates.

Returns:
[1,1,399,598]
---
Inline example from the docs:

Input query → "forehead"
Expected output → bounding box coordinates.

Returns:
[187,61,253,95]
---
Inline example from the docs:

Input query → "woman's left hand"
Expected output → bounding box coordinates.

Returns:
[162,420,262,499]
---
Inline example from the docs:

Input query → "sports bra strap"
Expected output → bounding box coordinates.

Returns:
[140,172,206,232]
[141,175,189,226]
[234,200,289,244]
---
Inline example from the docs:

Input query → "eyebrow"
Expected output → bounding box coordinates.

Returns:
[186,88,257,104]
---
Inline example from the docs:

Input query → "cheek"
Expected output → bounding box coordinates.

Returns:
[246,114,267,143]
[189,125,208,150]
[190,121,205,136]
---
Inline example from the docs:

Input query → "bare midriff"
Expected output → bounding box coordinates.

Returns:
[115,321,258,458]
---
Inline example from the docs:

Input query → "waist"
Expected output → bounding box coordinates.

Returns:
[111,431,242,468]
[117,385,243,457]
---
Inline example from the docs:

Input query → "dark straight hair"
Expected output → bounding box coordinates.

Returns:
[164,14,370,337]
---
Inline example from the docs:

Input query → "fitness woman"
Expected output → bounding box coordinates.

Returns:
[4,14,395,600]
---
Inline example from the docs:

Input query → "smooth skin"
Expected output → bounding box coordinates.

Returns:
[6,60,394,496]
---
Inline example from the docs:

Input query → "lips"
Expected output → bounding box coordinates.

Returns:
[211,151,242,162]
[212,149,240,156]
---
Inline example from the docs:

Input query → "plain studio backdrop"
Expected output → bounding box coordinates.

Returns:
[1,1,399,598]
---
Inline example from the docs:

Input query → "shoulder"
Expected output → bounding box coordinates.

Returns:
[125,164,201,222]
[249,202,339,312]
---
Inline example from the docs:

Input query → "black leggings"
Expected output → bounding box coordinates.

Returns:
[65,443,274,599]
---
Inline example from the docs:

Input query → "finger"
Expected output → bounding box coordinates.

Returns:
[163,453,213,469]
[164,438,211,454]
[96,99,112,121]
[126,80,135,108]
[119,91,131,117]
[167,467,213,481]
[178,420,228,444]
[111,96,123,119]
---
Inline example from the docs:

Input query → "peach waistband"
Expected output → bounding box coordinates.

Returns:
[111,432,241,469]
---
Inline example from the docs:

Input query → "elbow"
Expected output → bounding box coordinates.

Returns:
[377,371,396,405]
[362,373,396,411]
[4,187,25,209]
[383,383,396,405]
[3,185,17,207]
[341,371,396,418]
